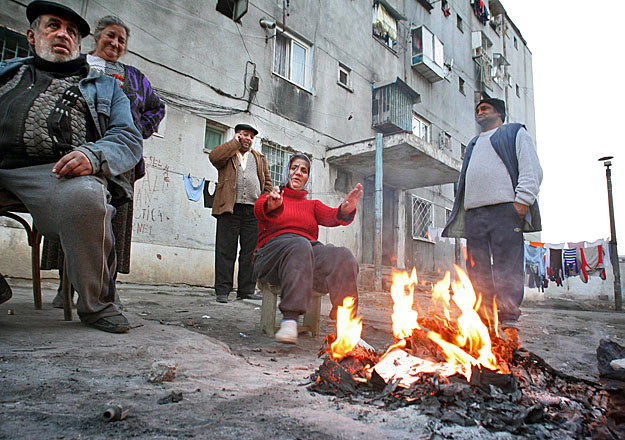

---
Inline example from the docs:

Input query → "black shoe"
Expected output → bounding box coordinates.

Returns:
[237,293,262,301]
[88,314,130,333]
[216,295,228,303]
[0,274,12,305]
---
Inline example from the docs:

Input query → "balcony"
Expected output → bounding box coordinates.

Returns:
[326,132,461,190]
[372,77,421,134]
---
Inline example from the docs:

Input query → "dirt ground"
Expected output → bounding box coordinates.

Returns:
[1,277,624,439]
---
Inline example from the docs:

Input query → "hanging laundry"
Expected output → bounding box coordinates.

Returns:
[547,248,563,286]
[183,175,205,202]
[585,239,611,266]
[563,248,579,277]
[529,241,544,247]
[579,245,607,283]
[544,242,565,269]
[567,241,585,249]
[524,243,546,278]
[203,180,215,209]
[524,243,546,291]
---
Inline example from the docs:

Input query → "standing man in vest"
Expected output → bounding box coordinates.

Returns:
[442,98,542,335]
[209,124,272,303]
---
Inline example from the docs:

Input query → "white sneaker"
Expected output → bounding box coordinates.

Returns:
[275,319,298,344]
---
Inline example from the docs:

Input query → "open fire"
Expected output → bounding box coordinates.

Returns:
[311,267,623,438]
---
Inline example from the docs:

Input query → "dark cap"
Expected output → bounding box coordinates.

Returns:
[476,98,506,122]
[27,1,91,38]
[234,123,258,136]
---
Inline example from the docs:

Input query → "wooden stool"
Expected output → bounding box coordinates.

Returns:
[257,280,324,337]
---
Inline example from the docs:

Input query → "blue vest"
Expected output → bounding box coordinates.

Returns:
[442,123,541,237]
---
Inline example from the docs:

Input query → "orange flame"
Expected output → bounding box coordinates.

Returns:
[386,266,500,381]
[329,297,362,360]
[390,268,421,340]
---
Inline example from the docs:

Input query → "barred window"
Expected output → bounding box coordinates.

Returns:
[0,27,32,64]
[261,142,291,186]
[412,196,433,240]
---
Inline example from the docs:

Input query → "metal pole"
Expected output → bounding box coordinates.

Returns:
[604,160,623,311]
[374,133,383,291]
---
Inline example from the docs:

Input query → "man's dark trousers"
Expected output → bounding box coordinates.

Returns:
[214,203,258,298]
[465,202,524,323]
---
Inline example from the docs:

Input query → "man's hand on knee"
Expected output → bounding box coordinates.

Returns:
[52,151,93,178]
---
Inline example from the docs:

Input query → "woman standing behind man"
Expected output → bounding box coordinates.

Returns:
[45,15,165,305]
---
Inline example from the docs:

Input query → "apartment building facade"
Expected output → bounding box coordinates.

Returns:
[0,0,536,287]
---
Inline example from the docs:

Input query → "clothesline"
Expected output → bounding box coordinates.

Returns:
[145,163,210,182]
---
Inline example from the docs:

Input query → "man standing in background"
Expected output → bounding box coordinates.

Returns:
[209,124,272,303]
[443,98,542,335]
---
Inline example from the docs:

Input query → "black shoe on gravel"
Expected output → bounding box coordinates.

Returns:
[89,314,130,333]
[237,293,262,301]
[0,274,12,305]
[216,295,228,303]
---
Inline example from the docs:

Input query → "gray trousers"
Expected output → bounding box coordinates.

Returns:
[465,202,525,322]
[254,233,359,320]
[0,164,120,323]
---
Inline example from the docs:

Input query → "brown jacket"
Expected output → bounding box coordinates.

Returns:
[209,138,273,216]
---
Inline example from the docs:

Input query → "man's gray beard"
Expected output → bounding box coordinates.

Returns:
[37,43,80,63]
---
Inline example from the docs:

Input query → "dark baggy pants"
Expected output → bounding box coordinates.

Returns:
[465,202,525,322]
[253,233,359,320]
[0,164,120,323]
[214,203,258,298]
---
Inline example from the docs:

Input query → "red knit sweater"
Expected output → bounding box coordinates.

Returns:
[254,187,355,251]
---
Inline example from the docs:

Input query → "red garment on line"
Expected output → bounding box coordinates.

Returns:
[254,186,355,252]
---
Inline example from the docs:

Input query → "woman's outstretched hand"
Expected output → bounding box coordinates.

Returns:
[339,183,363,217]
[266,185,283,212]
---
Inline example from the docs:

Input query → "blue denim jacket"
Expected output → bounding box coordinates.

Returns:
[0,57,143,204]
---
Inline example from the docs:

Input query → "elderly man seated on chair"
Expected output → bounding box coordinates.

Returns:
[0,1,142,333]
[253,153,363,344]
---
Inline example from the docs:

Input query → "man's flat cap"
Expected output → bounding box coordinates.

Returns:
[27,1,91,38]
[234,123,258,136]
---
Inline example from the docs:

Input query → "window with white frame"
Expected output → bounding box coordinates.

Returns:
[273,29,312,90]
[204,121,226,152]
[412,196,433,240]
[262,141,292,186]
[338,62,352,89]
[412,113,431,143]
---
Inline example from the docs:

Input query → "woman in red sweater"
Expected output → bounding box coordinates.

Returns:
[254,153,363,343]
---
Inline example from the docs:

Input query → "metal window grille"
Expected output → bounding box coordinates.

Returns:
[0,27,32,64]
[262,142,291,186]
[412,196,433,240]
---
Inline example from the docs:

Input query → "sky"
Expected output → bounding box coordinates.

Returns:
[499,0,625,248]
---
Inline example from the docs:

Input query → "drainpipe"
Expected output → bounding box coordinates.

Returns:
[375,133,384,291]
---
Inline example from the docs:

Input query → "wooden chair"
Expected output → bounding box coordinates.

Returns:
[0,188,73,320]
[257,280,324,337]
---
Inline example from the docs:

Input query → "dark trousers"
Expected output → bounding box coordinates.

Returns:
[254,233,359,320]
[465,203,524,322]
[214,204,258,297]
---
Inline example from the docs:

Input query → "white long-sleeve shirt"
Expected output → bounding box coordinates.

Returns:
[464,126,542,210]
